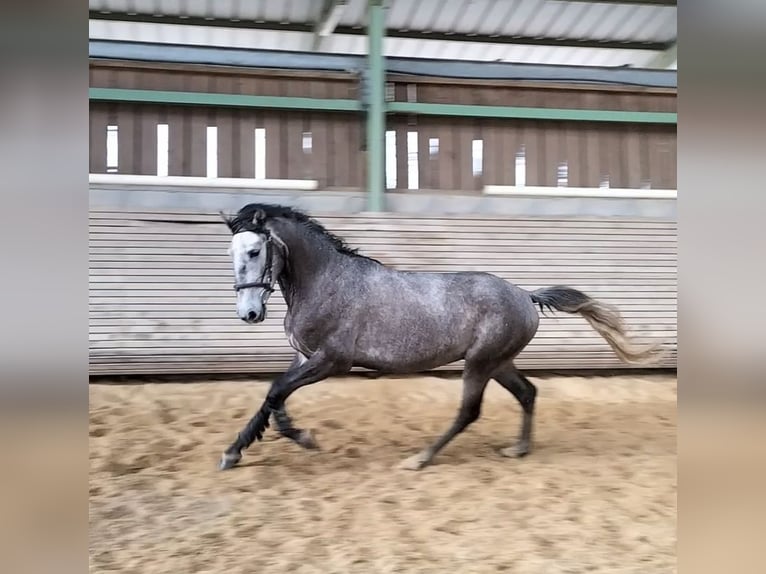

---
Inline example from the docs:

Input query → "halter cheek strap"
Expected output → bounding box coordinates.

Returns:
[233,234,276,294]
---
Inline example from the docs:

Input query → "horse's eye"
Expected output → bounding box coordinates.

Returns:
[247,249,260,258]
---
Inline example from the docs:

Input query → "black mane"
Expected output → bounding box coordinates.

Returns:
[224,203,380,263]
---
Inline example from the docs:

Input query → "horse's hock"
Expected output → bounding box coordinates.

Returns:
[89,209,676,376]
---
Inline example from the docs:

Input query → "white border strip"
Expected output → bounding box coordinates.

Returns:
[484,185,676,200]
[89,173,319,191]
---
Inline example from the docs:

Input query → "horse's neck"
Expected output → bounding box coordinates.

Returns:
[277,273,300,309]
[275,223,339,308]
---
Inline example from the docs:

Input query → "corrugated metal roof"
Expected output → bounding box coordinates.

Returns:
[89,0,677,69]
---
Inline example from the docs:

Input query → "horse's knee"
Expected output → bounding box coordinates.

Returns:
[265,385,289,411]
[521,383,537,412]
[461,402,482,426]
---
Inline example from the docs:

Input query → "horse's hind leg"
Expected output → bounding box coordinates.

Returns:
[494,367,537,458]
[399,364,491,471]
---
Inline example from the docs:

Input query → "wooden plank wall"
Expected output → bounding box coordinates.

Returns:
[89,61,677,191]
[89,102,364,187]
[387,76,677,191]
[89,209,677,375]
[390,116,677,191]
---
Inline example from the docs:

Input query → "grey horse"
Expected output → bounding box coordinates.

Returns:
[219,203,663,471]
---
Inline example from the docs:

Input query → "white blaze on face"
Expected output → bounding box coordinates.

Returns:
[230,231,269,322]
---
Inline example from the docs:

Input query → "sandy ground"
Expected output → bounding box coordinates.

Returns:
[89,374,676,574]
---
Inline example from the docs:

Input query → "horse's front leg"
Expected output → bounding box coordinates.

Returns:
[219,352,339,470]
[271,405,319,450]
[269,353,319,449]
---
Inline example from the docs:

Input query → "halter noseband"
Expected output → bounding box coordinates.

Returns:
[233,281,274,293]
[233,231,276,294]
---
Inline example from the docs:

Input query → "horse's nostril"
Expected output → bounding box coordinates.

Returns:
[247,311,257,321]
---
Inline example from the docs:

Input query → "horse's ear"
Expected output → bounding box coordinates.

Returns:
[252,208,266,225]
[219,211,235,232]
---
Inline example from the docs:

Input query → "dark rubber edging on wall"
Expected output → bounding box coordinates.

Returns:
[89,40,677,88]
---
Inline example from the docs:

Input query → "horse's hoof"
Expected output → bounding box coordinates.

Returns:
[219,452,242,470]
[398,452,431,471]
[499,443,530,458]
[296,429,319,450]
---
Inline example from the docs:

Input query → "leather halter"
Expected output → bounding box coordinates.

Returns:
[232,232,276,294]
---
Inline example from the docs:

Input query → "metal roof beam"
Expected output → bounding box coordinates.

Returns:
[312,0,348,51]
[366,29,671,51]
[89,88,676,124]
[88,12,672,51]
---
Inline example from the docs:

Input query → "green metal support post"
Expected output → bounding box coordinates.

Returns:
[366,0,385,212]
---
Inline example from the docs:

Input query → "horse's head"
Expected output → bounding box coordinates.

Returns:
[221,208,281,324]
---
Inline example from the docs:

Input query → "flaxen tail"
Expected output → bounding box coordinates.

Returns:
[529,286,666,365]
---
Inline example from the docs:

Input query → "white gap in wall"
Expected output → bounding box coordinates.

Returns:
[206,126,218,178]
[302,131,312,153]
[407,131,419,190]
[106,125,118,173]
[385,130,397,189]
[429,137,439,158]
[515,146,526,187]
[156,124,169,177]
[254,128,266,179]
[557,162,568,187]
[472,139,483,177]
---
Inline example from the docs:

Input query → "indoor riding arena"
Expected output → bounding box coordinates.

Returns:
[88,1,677,573]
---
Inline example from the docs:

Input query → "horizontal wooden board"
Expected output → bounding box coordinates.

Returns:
[90,226,677,238]
[88,313,675,325]
[89,219,677,231]
[89,324,676,339]
[88,284,677,298]
[89,207,674,219]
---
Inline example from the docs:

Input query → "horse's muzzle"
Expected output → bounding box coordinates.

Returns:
[242,310,265,323]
